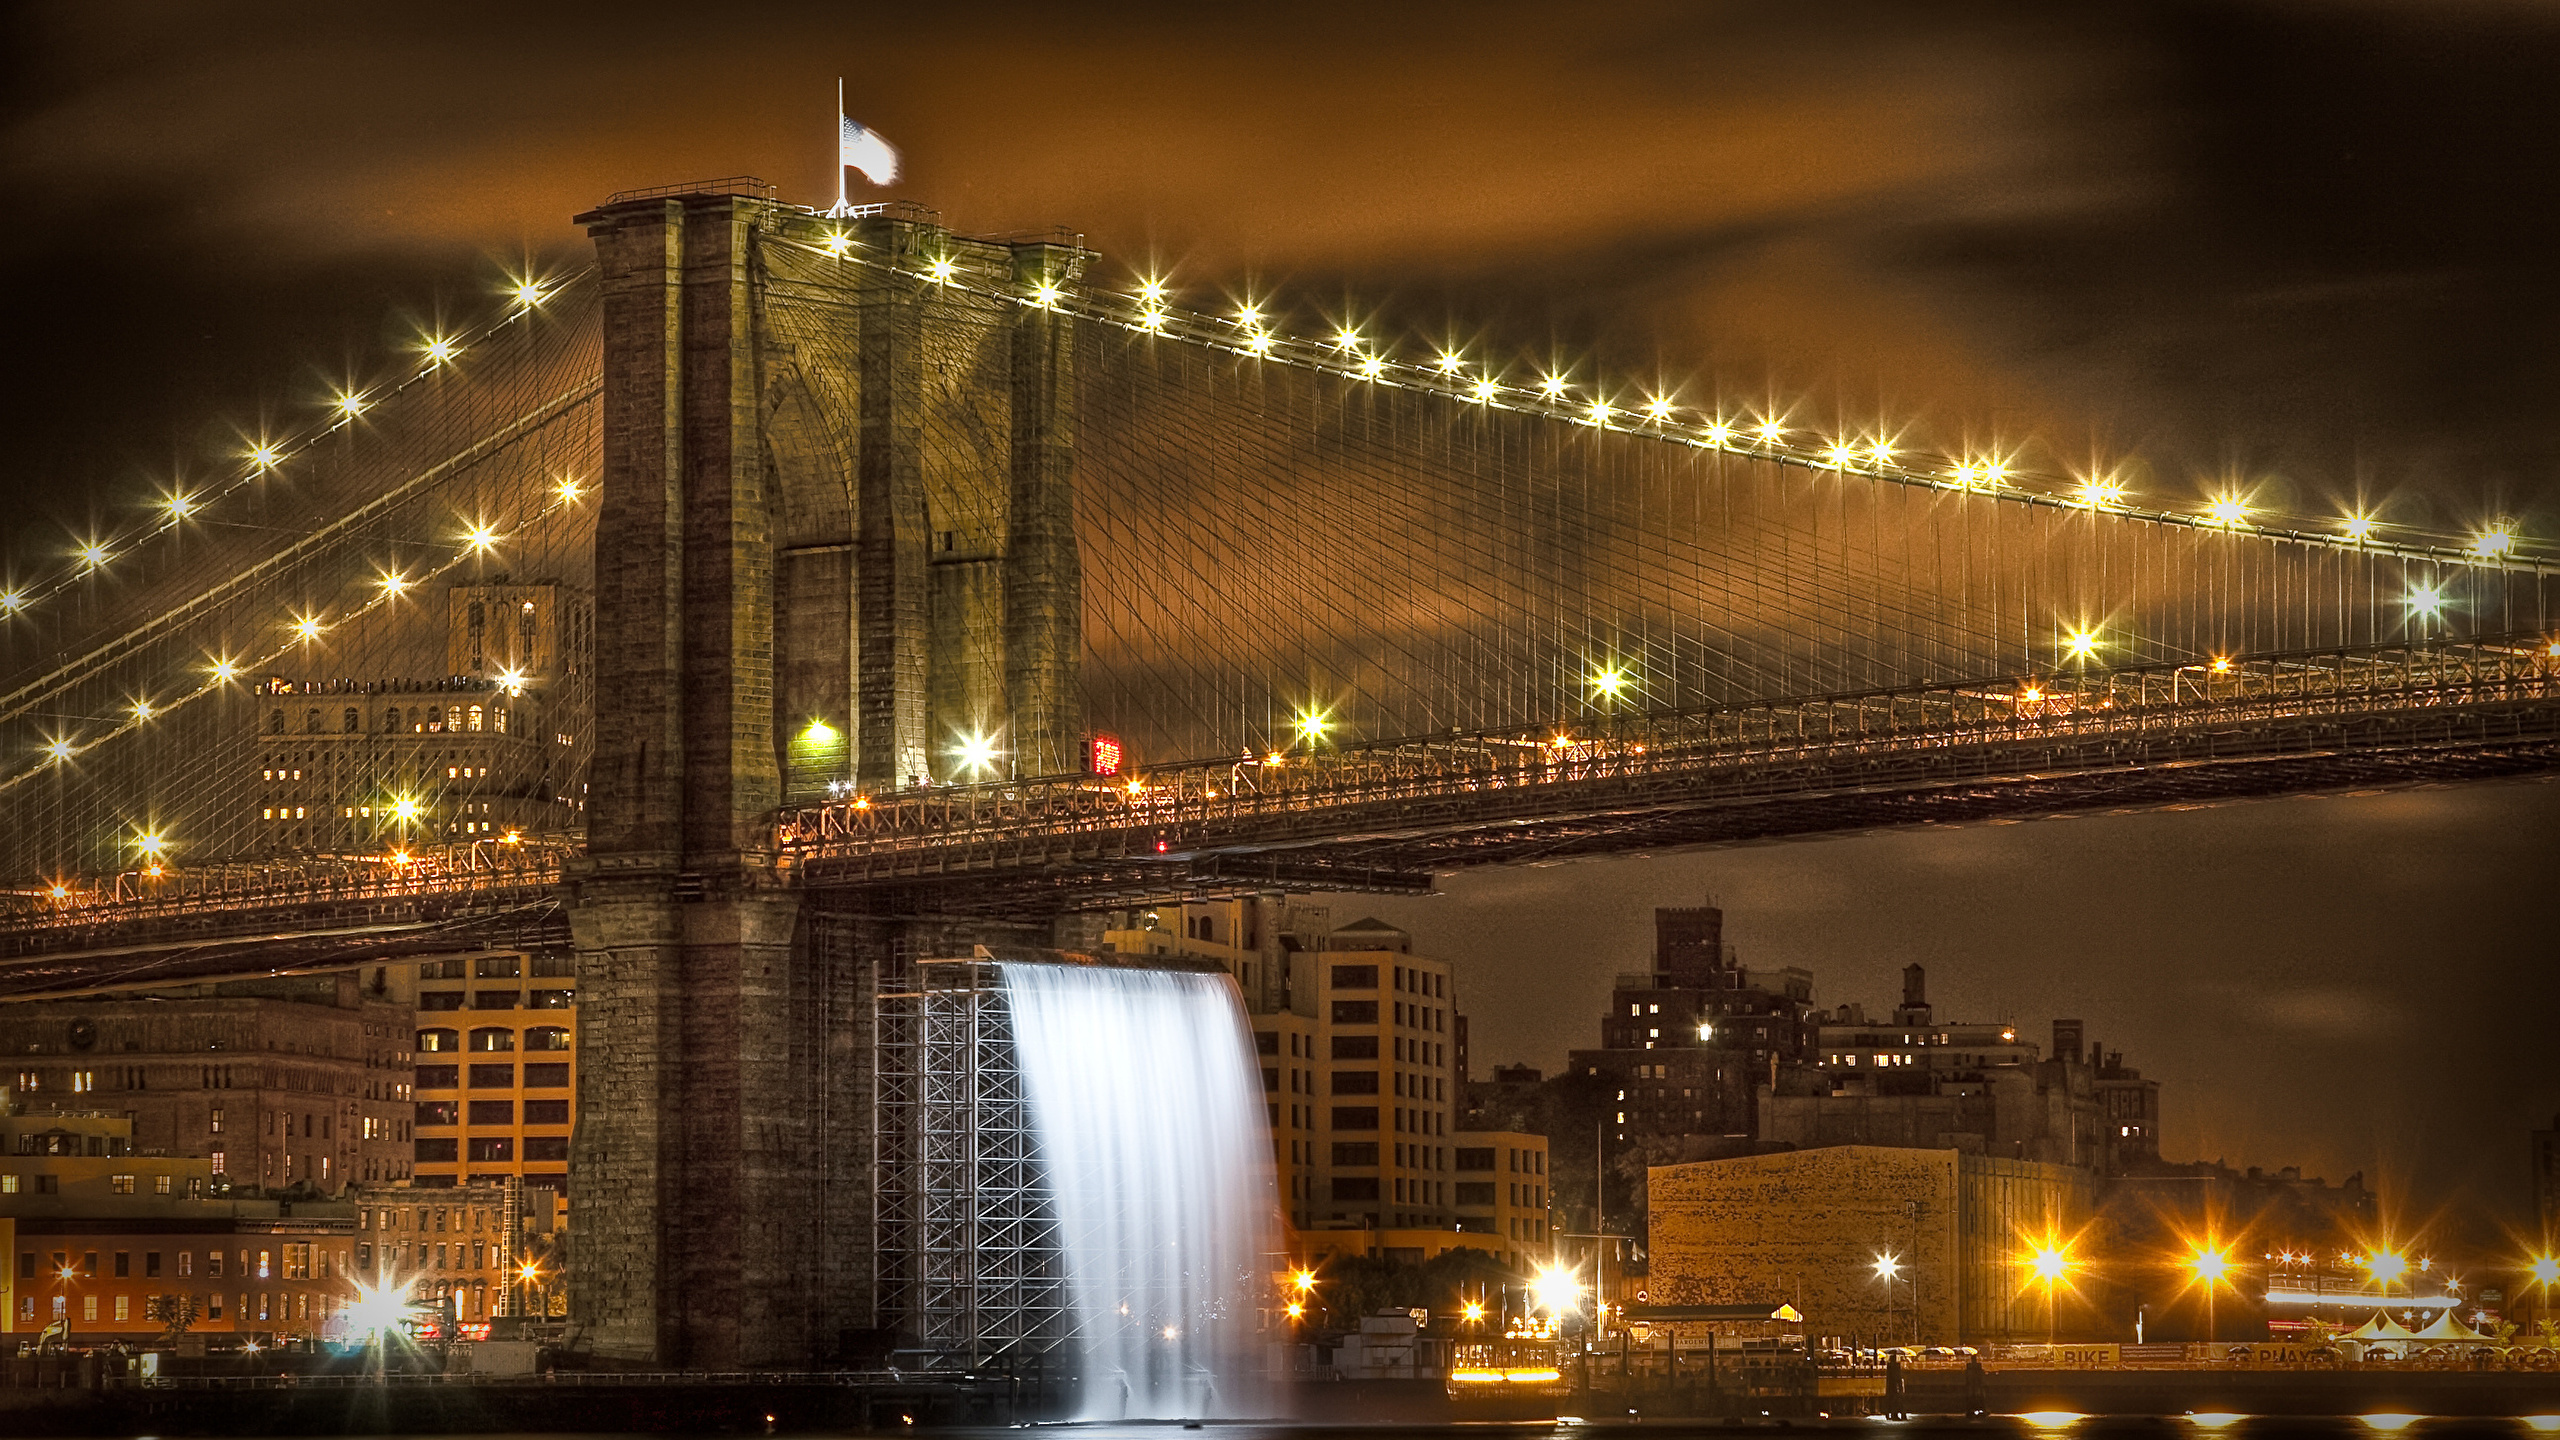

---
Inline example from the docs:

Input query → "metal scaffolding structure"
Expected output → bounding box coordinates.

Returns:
[873,952,1068,1371]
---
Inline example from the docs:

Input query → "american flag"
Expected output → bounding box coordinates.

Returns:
[840,115,899,187]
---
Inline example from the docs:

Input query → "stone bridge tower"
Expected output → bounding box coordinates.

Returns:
[565,187,1088,1368]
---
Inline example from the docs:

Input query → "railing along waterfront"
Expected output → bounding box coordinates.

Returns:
[778,635,2560,879]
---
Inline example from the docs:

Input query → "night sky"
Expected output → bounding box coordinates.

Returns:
[3,4,2555,1241]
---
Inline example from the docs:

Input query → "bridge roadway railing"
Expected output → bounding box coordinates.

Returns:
[1,839,578,937]
[777,636,2560,881]
[4,639,2551,937]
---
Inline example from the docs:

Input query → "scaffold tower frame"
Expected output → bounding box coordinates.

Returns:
[874,951,1069,1367]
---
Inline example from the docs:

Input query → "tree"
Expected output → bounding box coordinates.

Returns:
[144,1293,198,1342]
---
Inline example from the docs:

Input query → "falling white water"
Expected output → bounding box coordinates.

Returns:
[1000,960,1279,1421]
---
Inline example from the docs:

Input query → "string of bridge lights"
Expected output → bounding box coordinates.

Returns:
[787,223,2544,575]
[0,269,593,626]
[0,479,588,824]
[11,222,2551,863]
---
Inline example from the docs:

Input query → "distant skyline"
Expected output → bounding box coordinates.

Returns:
[1356,777,2558,1247]
[3,2,2554,1244]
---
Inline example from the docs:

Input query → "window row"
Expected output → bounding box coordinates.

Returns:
[412,1136,568,1163]
[413,1099,570,1126]
[418,990,575,1012]
[414,1063,569,1090]
[415,1026,571,1053]
[266,705,514,735]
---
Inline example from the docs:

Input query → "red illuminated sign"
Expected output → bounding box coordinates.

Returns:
[1085,735,1123,776]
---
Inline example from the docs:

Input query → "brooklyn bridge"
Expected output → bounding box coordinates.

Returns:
[1,179,2553,1368]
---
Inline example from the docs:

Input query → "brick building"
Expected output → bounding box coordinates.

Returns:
[239,580,592,857]
[1767,1012,2160,1176]
[1,1102,360,1342]
[0,973,415,1194]
[348,1181,532,1323]
[1568,906,1817,1151]
[1647,1145,2099,1345]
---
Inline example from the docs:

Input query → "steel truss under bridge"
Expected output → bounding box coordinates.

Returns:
[873,952,1069,1375]
[780,635,2560,911]
[4,636,2554,971]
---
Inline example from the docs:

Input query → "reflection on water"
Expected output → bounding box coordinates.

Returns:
[165,1422,2560,1440]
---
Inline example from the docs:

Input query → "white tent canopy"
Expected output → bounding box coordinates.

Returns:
[2410,1310,2491,1344]
[2345,1312,2422,1342]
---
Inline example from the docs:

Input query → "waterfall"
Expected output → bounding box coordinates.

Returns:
[1001,960,1279,1420]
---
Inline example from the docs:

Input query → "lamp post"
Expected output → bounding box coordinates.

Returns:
[1872,1253,1903,1351]
[2185,1243,2234,1345]
[2524,1255,2558,1339]
[2025,1243,2073,1348]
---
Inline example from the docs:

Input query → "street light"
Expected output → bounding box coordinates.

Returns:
[1531,1263,1582,1318]
[1873,1252,1908,1349]
[2184,1240,2237,1343]
[2022,1239,2075,1347]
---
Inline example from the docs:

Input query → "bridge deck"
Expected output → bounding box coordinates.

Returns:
[3,638,2553,983]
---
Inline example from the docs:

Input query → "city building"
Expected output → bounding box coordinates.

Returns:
[1768,989,2160,1177]
[1647,1144,2099,1345]
[2101,1161,2387,1340]
[0,973,415,1194]
[1567,905,1817,1149]
[348,1181,536,1324]
[404,951,577,1204]
[238,580,592,857]
[1106,898,1548,1261]
[1453,1130,1551,1269]
[0,1098,359,1342]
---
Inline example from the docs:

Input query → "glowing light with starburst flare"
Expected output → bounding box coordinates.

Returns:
[952,731,1000,778]
[346,1279,414,1337]
[2183,1239,2236,1293]
[1531,1263,1581,1315]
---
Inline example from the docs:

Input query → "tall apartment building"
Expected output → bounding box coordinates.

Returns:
[1568,905,1817,1147]
[403,950,577,1205]
[239,580,592,856]
[0,974,414,1194]
[1106,900,1548,1260]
